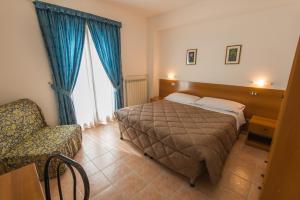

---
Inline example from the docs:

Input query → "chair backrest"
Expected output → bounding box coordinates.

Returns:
[44,153,90,200]
[0,99,46,153]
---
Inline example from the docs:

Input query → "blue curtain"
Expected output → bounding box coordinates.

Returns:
[87,20,124,109]
[34,2,86,125]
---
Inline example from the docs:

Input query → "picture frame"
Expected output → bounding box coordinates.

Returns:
[186,49,197,65]
[225,45,242,64]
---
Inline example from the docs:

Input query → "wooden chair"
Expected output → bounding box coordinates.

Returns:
[44,153,90,200]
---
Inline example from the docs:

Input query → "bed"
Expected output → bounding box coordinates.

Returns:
[115,93,246,186]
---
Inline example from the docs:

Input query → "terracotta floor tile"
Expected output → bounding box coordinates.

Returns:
[50,186,83,200]
[91,185,125,200]
[247,184,262,200]
[134,160,163,183]
[123,154,150,173]
[87,171,111,198]
[113,172,147,199]
[73,149,90,165]
[82,144,110,160]
[149,170,185,198]
[224,158,256,181]
[48,123,267,200]
[214,188,246,200]
[224,152,266,186]
[102,160,133,183]
[172,185,210,200]
[94,171,147,200]
[81,161,99,177]
[241,145,268,161]
[91,152,119,170]
[218,172,251,198]
[47,170,84,200]
[250,166,265,186]
[181,174,218,197]
[132,184,169,200]
[109,148,131,160]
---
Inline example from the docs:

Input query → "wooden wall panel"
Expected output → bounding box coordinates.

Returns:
[159,79,284,119]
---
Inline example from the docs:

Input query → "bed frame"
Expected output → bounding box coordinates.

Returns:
[117,80,284,186]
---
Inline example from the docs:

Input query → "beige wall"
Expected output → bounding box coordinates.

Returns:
[148,0,300,96]
[1,0,299,125]
[0,0,148,125]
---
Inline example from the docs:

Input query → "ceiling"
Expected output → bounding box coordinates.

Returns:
[103,0,199,17]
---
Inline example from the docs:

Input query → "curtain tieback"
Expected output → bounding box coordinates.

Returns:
[49,83,72,96]
[114,84,121,91]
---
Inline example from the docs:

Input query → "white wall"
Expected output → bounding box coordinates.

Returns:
[0,0,148,125]
[149,0,300,96]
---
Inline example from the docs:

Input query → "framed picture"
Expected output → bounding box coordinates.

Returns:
[225,45,242,64]
[186,49,197,65]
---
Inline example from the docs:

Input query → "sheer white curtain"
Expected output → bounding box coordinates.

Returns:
[72,27,115,129]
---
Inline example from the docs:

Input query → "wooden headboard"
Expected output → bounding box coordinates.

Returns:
[159,79,284,120]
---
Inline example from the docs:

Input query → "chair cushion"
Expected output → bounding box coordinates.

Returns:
[0,125,82,179]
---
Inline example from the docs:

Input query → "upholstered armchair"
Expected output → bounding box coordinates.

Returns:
[0,99,82,180]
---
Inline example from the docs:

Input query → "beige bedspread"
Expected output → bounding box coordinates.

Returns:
[115,100,238,183]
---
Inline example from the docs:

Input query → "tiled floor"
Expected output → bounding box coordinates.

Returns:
[46,122,268,200]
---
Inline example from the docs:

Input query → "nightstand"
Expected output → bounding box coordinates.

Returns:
[246,115,277,151]
[150,96,163,102]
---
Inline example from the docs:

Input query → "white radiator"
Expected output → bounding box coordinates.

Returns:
[124,75,148,106]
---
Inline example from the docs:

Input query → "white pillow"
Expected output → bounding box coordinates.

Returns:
[195,97,245,114]
[165,92,200,104]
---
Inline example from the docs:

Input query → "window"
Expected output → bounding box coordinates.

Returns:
[72,27,115,129]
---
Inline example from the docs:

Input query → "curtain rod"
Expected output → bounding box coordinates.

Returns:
[31,0,122,28]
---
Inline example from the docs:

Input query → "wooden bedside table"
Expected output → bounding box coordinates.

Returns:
[150,96,163,102]
[246,115,277,151]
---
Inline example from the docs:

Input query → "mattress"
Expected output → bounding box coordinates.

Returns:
[115,100,238,183]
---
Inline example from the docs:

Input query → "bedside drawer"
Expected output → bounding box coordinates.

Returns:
[249,123,274,138]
